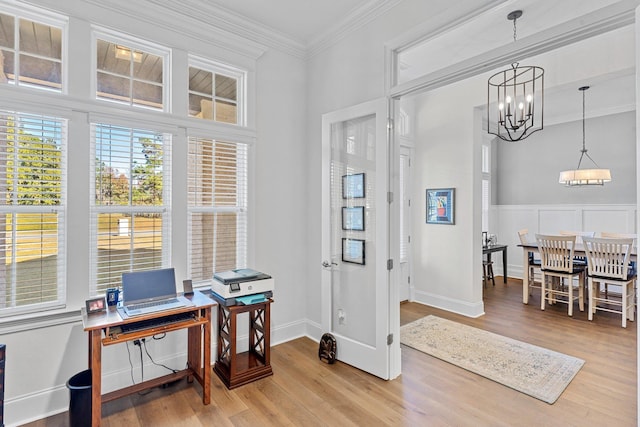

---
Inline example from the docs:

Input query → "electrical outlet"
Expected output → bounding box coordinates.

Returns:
[338,309,346,325]
[133,339,141,346]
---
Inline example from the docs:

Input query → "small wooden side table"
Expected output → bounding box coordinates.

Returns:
[213,298,273,389]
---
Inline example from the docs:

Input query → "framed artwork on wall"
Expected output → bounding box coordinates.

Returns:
[342,206,365,231]
[426,188,455,225]
[342,238,365,265]
[342,173,365,199]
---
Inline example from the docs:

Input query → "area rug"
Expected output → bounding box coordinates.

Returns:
[400,315,584,404]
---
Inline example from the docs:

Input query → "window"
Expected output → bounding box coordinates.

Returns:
[95,34,167,111]
[0,10,64,92]
[188,137,247,282]
[482,143,490,232]
[0,111,66,315]
[188,58,244,125]
[90,123,171,295]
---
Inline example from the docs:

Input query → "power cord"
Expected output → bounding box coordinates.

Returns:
[132,339,153,395]
[142,339,179,374]
[126,338,182,392]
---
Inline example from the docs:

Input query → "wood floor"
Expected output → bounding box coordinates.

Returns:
[27,278,636,427]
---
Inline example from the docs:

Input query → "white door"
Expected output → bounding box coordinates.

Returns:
[398,147,412,302]
[321,98,398,380]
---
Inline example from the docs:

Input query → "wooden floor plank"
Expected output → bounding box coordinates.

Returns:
[25,278,636,426]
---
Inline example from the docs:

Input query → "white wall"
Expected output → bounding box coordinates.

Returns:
[495,112,636,205]
[409,80,486,317]
[494,203,637,279]
[304,0,496,333]
[2,1,307,425]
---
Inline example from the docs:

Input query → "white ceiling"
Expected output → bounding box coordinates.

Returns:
[204,0,373,45]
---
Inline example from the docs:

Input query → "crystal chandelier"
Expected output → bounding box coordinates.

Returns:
[487,10,544,142]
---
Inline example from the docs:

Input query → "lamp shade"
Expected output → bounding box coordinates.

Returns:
[558,168,611,186]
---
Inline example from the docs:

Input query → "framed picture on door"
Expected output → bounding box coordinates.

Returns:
[342,238,365,265]
[426,188,455,225]
[342,206,365,231]
[342,173,365,199]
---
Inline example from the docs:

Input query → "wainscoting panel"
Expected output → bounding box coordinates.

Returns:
[493,204,636,280]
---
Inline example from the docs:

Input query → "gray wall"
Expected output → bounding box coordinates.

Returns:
[495,111,636,205]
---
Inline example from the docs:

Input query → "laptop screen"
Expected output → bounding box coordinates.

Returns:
[122,268,177,304]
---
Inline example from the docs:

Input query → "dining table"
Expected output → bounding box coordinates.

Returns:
[518,242,637,304]
[483,244,508,284]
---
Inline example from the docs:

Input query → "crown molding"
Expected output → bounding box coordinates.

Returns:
[307,0,403,59]
[145,0,307,59]
[82,0,269,60]
[34,0,407,60]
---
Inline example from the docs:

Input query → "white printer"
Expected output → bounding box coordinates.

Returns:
[211,268,274,300]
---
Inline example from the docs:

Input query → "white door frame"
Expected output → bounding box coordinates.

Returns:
[321,97,401,380]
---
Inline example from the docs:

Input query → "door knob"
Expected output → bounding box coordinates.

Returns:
[322,261,338,268]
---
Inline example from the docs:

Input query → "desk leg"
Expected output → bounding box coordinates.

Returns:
[187,307,211,405]
[502,247,508,283]
[90,329,102,427]
[522,250,529,305]
[202,307,211,404]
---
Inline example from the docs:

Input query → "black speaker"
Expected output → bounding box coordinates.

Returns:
[183,279,193,295]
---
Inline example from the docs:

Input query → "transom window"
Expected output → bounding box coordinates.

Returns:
[0,11,64,92]
[0,111,67,316]
[90,123,172,295]
[188,58,244,125]
[95,34,167,111]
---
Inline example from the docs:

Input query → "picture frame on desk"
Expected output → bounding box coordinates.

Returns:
[86,296,107,314]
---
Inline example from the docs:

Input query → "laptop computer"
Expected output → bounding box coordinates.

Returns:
[120,268,192,317]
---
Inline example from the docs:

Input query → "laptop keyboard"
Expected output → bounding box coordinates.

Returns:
[127,298,179,312]
[121,311,196,334]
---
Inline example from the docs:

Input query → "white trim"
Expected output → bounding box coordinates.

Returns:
[188,55,247,127]
[83,0,268,60]
[412,290,485,318]
[91,26,172,112]
[387,1,638,98]
[307,0,403,59]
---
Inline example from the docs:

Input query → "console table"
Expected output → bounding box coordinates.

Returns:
[81,290,214,426]
[213,298,273,389]
[483,244,508,283]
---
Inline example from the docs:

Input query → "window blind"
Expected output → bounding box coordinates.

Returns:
[90,123,171,295]
[187,137,247,282]
[0,111,67,315]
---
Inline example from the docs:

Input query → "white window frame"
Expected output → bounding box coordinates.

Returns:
[187,136,248,284]
[482,143,491,233]
[91,27,171,112]
[89,122,172,295]
[188,56,246,126]
[0,4,68,94]
[0,110,67,317]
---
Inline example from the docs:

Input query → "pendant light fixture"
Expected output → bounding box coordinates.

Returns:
[558,86,611,186]
[487,10,544,142]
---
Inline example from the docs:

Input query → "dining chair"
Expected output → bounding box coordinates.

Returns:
[518,229,541,296]
[583,237,636,328]
[599,232,637,298]
[599,232,638,246]
[536,234,585,316]
[559,230,596,244]
[559,230,595,269]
